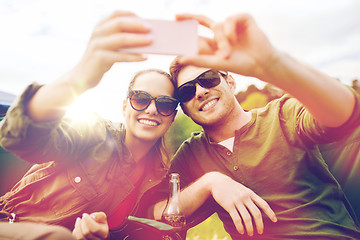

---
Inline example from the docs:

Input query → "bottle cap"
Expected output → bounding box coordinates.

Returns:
[170,173,180,182]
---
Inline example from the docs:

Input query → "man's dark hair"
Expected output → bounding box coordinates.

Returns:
[169,57,188,87]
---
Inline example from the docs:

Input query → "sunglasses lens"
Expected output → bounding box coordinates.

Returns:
[198,71,221,88]
[130,90,177,116]
[130,92,151,111]
[178,83,197,103]
[178,70,222,103]
[156,98,178,116]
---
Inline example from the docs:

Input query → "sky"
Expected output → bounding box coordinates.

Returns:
[0,0,359,121]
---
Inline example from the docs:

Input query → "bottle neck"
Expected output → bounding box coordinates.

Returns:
[169,179,180,203]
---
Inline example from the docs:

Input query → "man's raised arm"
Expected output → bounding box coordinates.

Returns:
[176,13,356,128]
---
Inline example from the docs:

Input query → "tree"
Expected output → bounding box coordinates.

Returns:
[165,112,202,157]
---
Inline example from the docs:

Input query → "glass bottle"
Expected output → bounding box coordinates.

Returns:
[161,173,186,227]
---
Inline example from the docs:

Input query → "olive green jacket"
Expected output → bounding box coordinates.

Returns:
[0,83,167,230]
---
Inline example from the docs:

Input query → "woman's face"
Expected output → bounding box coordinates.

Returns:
[123,71,176,144]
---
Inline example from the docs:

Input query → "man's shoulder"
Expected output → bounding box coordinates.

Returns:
[175,130,206,153]
[251,94,303,120]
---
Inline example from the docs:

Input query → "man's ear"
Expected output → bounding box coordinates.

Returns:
[226,74,237,94]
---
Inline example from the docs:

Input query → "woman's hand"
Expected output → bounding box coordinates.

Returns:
[72,10,152,92]
[27,10,152,122]
[72,212,109,240]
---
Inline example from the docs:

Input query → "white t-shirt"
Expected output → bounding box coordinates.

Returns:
[218,137,235,152]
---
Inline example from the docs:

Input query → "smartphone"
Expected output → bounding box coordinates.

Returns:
[122,19,198,56]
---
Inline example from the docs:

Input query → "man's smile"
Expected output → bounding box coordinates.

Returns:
[200,98,218,111]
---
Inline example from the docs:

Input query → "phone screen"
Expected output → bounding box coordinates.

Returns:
[122,19,198,56]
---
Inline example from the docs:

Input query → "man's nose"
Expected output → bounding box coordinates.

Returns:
[195,83,209,100]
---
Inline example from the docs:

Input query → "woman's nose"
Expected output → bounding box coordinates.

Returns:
[144,100,158,115]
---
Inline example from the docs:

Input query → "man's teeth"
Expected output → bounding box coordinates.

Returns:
[202,99,217,111]
[138,119,158,126]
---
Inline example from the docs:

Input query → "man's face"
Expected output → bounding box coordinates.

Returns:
[177,65,236,127]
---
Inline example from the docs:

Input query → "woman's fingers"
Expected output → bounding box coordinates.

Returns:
[72,217,85,240]
[90,212,108,224]
[176,13,215,28]
[96,10,136,27]
[72,213,108,240]
[94,15,151,38]
[93,32,151,51]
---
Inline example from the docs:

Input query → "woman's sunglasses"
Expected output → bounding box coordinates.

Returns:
[128,90,178,116]
[177,70,228,103]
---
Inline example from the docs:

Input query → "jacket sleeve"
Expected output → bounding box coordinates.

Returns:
[0,83,109,164]
[279,87,360,146]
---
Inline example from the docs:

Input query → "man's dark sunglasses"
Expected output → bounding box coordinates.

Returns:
[128,90,178,116]
[177,70,228,103]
